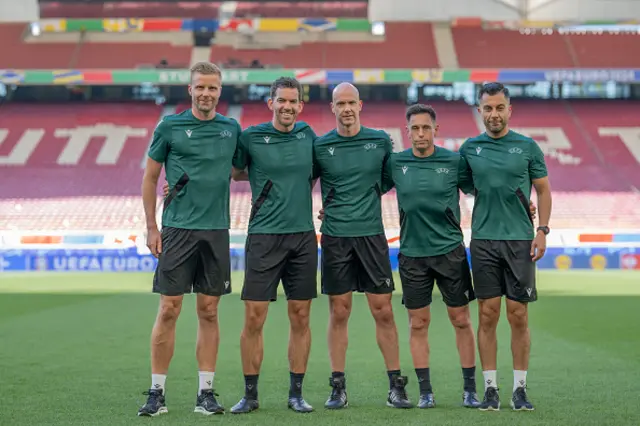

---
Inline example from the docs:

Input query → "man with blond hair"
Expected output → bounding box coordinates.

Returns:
[138,61,242,417]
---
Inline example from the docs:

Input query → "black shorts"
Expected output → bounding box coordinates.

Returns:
[153,227,231,297]
[398,244,475,310]
[470,239,536,303]
[320,234,394,296]
[242,231,318,302]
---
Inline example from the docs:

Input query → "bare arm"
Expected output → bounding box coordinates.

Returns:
[142,157,163,230]
[232,167,248,181]
[533,176,551,228]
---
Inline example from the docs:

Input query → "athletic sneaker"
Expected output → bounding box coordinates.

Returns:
[478,387,500,411]
[194,389,225,415]
[417,392,435,409]
[511,386,534,411]
[288,396,313,413]
[325,376,348,409]
[230,396,259,414]
[387,375,413,408]
[463,390,481,408]
[137,389,168,417]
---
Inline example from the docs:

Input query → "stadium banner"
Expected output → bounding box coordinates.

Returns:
[34,18,369,33]
[1,247,639,273]
[2,69,640,86]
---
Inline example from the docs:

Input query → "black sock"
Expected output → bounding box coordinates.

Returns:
[244,374,258,398]
[387,369,401,388]
[331,371,345,379]
[289,372,305,398]
[415,368,432,394]
[462,366,476,392]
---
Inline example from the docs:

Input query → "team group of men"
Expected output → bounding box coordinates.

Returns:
[138,61,552,417]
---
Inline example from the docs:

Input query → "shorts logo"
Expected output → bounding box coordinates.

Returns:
[263,136,271,144]
[435,168,450,174]
[509,147,523,154]
[328,147,335,156]
[364,143,377,151]
[385,278,391,287]
[402,166,408,175]
[220,130,232,138]
[526,288,532,297]
[185,129,192,138]
[476,147,482,155]
[296,132,306,139]
[224,281,230,290]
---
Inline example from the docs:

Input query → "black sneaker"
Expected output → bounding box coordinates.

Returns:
[194,389,225,415]
[137,389,168,417]
[463,390,481,408]
[230,396,259,414]
[417,392,435,409]
[386,375,413,409]
[478,387,500,411]
[511,386,534,411]
[288,396,313,413]
[325,376,348,409]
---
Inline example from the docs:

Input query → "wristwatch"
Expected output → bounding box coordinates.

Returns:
[536,226,550,235]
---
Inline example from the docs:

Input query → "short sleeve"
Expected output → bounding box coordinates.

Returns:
[529,141,548,180]
[457,155,474,195]
[233,130,250,170]
[381,153,395,193]
[148,119,171,163]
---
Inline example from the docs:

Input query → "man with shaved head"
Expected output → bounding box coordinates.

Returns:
[312,82,413,409]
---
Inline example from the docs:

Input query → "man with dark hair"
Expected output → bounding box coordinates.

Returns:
[313,82,413,410]
[138,61,240,417]
[381,103,481,409]
[229,76,318,414]
[460,82,552,411]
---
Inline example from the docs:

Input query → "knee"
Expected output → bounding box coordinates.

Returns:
[197,302,218,324]
[245,304,268,333]
[507,304,528,330]
[158,298,182,323]
[409,313,429,332]
[371,303,395,326]
[479,303,500,330]
[330,300,352,325]
[449,309,472,330]
[289,302,311,331]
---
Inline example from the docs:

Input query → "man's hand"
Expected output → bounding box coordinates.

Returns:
[317,208,324,221]
[162,182,169,197]
[530,231,546,262]
[529,200,537,220]
[147,227,162,258]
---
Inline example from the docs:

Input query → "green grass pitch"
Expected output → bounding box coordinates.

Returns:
[0,270,639,425]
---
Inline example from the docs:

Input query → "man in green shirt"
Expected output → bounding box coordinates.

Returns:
[313,83,412,410]
[139,62,241,417]
[459,83,552,412]
[229,77,317,414]
[382,104,480,410]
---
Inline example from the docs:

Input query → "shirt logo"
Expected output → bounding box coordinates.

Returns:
[263,136,271,144]
[296,132,306,139]
[476,147,482,155]
[435,168,450,174]
[328,147,335,156]
[364,143,377,151]
[509,147,523,154]
[402,165,408,175]
[220,130,232,138]
[185,129,192,138]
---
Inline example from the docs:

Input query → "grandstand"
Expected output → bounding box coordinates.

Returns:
[0,0,639,245]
